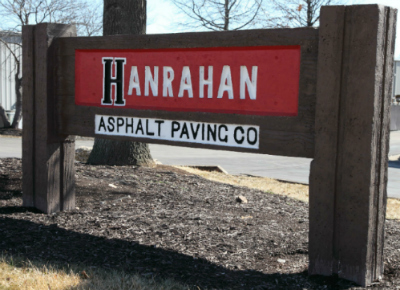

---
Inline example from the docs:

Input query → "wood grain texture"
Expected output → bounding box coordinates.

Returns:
[309,5,345,277]
[61,139,76,211]
[375,8,397,279]
[49,25,77,212]
[33,23,60,213]
[310,5,396,287]
[22,25,35,207]
[55,28,319,158]
[21,23,77,213]
[335,5,394,285]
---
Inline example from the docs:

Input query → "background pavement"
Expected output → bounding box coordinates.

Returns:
[1,130,400,198]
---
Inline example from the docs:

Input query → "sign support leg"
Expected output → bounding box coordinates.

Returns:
[22,23,77,213]
[309,5,397,286]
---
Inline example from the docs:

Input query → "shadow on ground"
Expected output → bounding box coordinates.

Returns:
[389,160,400,169]
[0,206,358,290]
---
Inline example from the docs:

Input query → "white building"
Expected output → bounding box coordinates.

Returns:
[0,31,22,127]
[393,60,400,103]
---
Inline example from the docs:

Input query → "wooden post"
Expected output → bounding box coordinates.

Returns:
[309,5,397,286]
[22,23,77,213]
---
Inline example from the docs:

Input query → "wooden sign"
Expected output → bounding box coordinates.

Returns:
[21,4,397,288]
[75,46,301,116]
[75,46,301,150]
[55,27,318,158]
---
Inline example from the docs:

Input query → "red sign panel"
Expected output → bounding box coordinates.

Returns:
[75,46,300,116]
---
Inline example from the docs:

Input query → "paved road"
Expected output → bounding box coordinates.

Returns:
[391,130,400,156]
[1,131,400,198]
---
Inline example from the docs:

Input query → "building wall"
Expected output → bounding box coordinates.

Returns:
[391,61,400,131]
[393,61,400,102]
[0,41,21,113]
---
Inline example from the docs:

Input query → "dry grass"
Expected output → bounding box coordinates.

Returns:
[387,198,400,220]
[176,166,309,202]
[0,135,20,139]
[0,255,80,290]
[176,166,400,220]
[0,254,188,290]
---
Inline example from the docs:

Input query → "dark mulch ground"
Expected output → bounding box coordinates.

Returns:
[0,158,399,289]
[0,128,22,137]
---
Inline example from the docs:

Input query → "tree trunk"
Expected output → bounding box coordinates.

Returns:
[11,65,22,128]
[306,0,313,27]
[103,0,146,35]
[224,0,229,30]
[88,139,153,166]
[0,105,11,128]
[87,0,153,166]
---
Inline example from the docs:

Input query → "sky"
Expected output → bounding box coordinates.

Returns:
[146,0,400,60]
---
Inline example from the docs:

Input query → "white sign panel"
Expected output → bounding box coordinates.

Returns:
[95,115,259,149]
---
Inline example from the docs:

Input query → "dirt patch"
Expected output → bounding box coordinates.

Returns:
[178,166,400,220]
[177,166,309,203]
[1,158,400,289]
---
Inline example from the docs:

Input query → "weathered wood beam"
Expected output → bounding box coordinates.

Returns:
[309,5,397,286]
[22,23,77,213]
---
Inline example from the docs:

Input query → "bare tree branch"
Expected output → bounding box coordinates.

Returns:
[0,0,102,128]
[170,0,263,31]
[265,0,347,28]
[0,36,20,65]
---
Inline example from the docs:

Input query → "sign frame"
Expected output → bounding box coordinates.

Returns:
[55,27,319,158]
[21,4,397,287]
